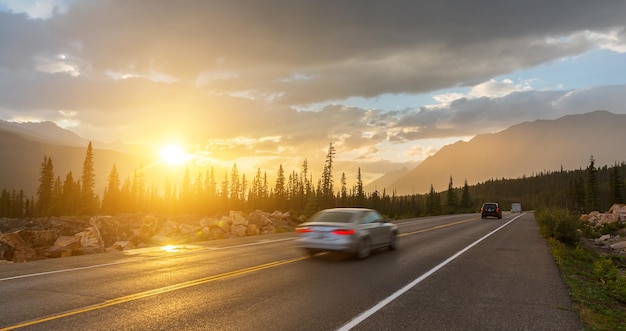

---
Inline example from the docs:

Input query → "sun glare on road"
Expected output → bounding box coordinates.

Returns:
[162,245,178,252]
[160,144,189,165]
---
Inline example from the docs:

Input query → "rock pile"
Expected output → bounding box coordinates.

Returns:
[581,204,626,255]
[0,210,301,263]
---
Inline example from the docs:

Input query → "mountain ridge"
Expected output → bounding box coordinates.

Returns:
[384,110,626,195]
[0,130,151,196]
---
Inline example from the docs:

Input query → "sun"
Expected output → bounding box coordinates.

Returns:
[160,144,189,165]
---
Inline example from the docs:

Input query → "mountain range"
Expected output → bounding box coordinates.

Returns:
[0,120,152,196]
[366,110,626,195]
[1,110,625,197]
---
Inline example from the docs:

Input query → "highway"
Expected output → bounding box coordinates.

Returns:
[0,212,580,330]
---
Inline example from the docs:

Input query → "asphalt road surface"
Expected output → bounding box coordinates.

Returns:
[0,212,580,330]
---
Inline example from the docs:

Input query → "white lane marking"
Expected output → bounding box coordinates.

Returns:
[337,213,526,331]
[0,237,296,282]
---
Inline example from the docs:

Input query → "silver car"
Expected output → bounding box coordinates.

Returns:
[295,208,398,259]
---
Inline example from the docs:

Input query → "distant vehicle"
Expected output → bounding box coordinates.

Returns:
[295,208,398,259]
[511,203,522,213]
[481,202,502,219]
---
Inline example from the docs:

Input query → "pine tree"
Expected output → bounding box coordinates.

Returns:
[36,156,54,216]
[220,171,229,208]
[340,172,348,206]
[102,164,121,214]
[80,142,97,214]
[61,171,77,215]
[460,179,472,211]
[49,176,63,216]
[426,184,438,215]
[240,174,247,207]
[250,168,264,210]
[205,167,217,214]
[586,156,600,212]
[230,164,240,206]
[445,176,457,214]
[320,143,336,208]
[356,167,365,206]
[274,164,286,211]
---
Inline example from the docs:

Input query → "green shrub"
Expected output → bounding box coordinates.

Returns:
[579,220,599,238]
[594,257,626,303]
[536,208,580,245]
[594,257,618,284]
[599,221,626,236]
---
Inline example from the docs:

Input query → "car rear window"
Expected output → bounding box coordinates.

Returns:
[310,211,355,223]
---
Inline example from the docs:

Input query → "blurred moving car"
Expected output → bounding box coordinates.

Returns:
[511,202,522,213]
[295,208,398,259]
[481,202,502,219]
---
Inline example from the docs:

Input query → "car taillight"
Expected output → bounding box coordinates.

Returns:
[296,227,312,233]
[496,208,500,212]
[481,208,484,213]
[332,229,355,235]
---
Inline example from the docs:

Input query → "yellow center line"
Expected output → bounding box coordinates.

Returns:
[399,217,480,237]
[1,256,308,331]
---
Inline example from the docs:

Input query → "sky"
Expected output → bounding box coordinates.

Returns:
[1,0,626,187]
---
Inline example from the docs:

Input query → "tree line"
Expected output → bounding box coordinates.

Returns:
[1,142,624,219]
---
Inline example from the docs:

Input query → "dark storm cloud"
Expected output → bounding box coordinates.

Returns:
[38,0,626,103]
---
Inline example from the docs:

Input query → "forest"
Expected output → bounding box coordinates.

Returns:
[1,142,625,219]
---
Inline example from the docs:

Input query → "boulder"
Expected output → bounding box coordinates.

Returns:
[17,230,58,247]
[75,227,103,249]
[0,238,16,261]
[231,223,248,237]
[44,236,80,258]
[582,207,625,228]
[109,241,135,251]
[246,223,260,236]
[0,231,38,262]
[596,234,612,246]
[609,241,626,251]
[0,210,301,262]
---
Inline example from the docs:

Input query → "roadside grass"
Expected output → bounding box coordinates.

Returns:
[537,209,626,330]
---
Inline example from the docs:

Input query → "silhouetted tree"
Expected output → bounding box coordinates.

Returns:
[274,164,286,211]
[426,184,438,215]
[460,179,472,211]
[102,164,121,214]
[586,156,600,212]
[36,156,54,216]
[339,172,348,206]
[80,142,97,214]
[320,143,336,209]
[445,176,457,214]
[355,167,365,207]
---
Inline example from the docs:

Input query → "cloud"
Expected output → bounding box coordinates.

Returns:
[0,1,626,184]
[390,85,626,141]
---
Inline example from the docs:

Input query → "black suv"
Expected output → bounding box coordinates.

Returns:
[481,202,502,219]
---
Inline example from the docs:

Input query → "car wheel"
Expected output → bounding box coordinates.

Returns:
[306,248,318,257]
[356,238,372,259]
[389,232,398,251]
